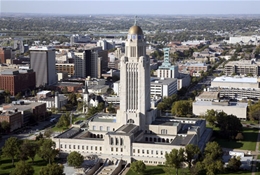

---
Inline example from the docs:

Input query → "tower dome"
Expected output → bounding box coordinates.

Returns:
[128,25,143,35]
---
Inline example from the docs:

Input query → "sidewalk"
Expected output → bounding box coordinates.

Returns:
[252,129,260,175]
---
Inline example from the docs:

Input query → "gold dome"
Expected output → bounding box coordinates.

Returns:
[128,25,143,35]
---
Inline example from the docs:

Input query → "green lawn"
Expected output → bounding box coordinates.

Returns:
[126,166,189,175]
[212,127,258,151]
[126,166,252,175]
[0,155,48,175]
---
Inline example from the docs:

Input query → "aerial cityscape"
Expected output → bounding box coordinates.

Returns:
[1,0,260,175]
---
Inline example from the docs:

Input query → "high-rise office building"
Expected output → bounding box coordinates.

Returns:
[29,46,57,87]
[0,47,12,64]
[74,47,108,78]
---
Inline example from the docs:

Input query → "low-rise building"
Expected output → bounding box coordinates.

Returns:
[3,101,47,124]
[0,69,36,95]
[150,78,178,98]
[224,60,260,76]
[193,100,247,119]
[0,110,22,131]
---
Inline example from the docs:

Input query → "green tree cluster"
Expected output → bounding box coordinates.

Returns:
[248,100,260,121]
[171,100,192,116]
[157,94,178,111]
[39,163,64,175]
[165,144,200,175]
[67,151,84,168]
[130,160,146,174]
[86,102,105,119]
[204,110,242,139]
[192,142,224,175]
[56,113,71,128]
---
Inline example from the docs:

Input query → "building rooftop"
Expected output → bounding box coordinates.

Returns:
[90,113,117,123]
[150,77,177,85]
[212,76,258,83]
[171,134,195,146]
[193,100,248,108]
[197,91,219,100]
[4,101,45,111]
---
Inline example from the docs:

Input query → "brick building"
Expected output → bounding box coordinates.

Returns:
[0,111,22,131]
[3,101,47,124]
[0,69,36,95]
[0,47,12,64]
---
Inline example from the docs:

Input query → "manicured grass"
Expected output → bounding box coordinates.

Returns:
[126,166,251,175]
[0,155,48,175]
[212,127,258,151]
[126,166,189,175]
[219,172,252,175]
[51,126,67,132]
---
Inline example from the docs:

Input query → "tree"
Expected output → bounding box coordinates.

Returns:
[15,92,22,100]
[216,113,242,139]
[1,120,10,133]
[19,140,38,163]
[38,139,59,164]
[204,141,223,160]
[67,151,84,168]
[56,113,70,128]
[130,160,146,174]
[39,163,64,175]
[2,137,20,166]
[204,109,218,126]
[227,157,241,172]
[44,128,54,138]
[165,148,185,175]
[107,103,116,113]
[10,161,34,175]
[171,100,192,116]
[235,132,244,141]
[185,144,200,169]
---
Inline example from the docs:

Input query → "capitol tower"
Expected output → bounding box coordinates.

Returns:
[116,21,153,129]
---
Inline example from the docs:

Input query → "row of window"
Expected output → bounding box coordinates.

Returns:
[133,149,165,156]
[60,144,102,151]
[111,147,123,152]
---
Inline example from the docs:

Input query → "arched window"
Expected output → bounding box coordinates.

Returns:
[110,138,114,145]
[154,138,157,142]
[166,139,169,143]
[149,137,152,142]
[145,137,148,141]
[120,138,123,145]
[127,119,135,124]
[116,138,119,145]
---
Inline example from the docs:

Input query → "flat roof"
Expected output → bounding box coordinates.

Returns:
[213,76,258,83]
[90,113,116,123]
[193,100,248,108]
[197,91,219,100]
[4,102,45,111]
[150,78,177,85]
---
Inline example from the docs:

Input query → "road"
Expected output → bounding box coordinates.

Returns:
[0,114,61,148]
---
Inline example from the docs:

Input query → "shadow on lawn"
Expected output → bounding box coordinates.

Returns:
[212,127,258,149]
[144,168,165,175]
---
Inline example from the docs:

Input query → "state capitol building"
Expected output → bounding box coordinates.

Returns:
[52,23,211,165]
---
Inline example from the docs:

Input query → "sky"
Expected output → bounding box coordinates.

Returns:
[1,0,260,15]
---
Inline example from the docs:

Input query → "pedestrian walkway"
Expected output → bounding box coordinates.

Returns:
[252,128,260,175]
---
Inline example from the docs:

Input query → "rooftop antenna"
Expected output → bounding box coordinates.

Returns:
[134,16,137,25]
